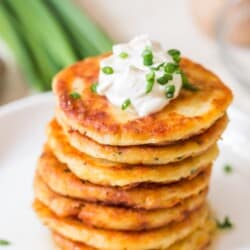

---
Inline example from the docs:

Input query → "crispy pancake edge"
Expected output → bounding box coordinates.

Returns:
[37,147,211,209]
[55,114,226,165]
[47,119,218,186]
[33,200,209,250]
[53,55,232,145]
[34,173,208,231]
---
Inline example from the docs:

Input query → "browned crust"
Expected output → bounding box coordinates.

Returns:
[33,200,209,250]
[34,173,208,231]
[47,118,219,187]
[53,55,233,145]
[36,147,211,209]
[52,231,212,250]
[54,114,226,165]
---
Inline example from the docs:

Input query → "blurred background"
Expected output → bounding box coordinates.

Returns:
[0,0,249,113]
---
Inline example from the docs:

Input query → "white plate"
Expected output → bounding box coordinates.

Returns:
[0,93,250,250]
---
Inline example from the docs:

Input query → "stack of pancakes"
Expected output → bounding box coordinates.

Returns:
[33,56,232,250]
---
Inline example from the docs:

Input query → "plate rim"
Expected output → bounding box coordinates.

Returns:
[0,92,53,117]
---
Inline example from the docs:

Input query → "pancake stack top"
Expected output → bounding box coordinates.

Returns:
[33,52,232,250]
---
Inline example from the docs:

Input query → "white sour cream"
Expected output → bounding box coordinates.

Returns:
[97,35,182,117]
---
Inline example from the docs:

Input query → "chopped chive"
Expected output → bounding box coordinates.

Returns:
[164,62,178,73]
[0,239,10,246]
[178,71,199,91]
[224,164,233,174]
[102,66,114,74]
[165,84,175,98]
[157,73,172,85]
[216,216,233,229]
[172,54,181,63]
[168,49,181,57]
[168,49,181,63]
[145,71,155,93]
[69,92,81,99]
[90,83,98,93]
[121,99,131,110]
[142,47,153,66]
[182,82,199,91]
[119,52,128,59]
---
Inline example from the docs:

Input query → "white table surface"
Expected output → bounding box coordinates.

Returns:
[1,0,250,114]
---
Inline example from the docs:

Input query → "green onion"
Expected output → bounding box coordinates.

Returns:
[3,1,57,90]
[119,52,128,59]
[165,84,175,98]
[142,47,153,66]
[0,239,10,246]
[0,0,114,91]
[121,99,131,110]
[157,74,172,85]
[46,0,113,53]
[0,3,46,91]
[102,66,114,74]
[145,71,155,93]
[164,62,178,73]
[224,164,233,174]
[8,0,77,66]
[217,216,233,229]
[90,83,98,93]
[69,92,81,99]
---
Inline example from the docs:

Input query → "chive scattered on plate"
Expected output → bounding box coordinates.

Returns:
[0,239,10,246]
[216,216,233,229]
[224,164,233,173]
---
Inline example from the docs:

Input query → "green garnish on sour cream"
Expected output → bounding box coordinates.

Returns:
[102,66,114,74]
[165,85,175,98]
[157,74,172,85]
[142,47,153,66]
[121,99,131,110]
[168,49,181,63]
[96,35,199,117]
[119,52,129,59]
[145,71,155,93]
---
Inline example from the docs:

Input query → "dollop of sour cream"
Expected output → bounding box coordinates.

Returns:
[97,35,182,117]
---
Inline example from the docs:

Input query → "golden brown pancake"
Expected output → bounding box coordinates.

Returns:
[47,119,218,186]
[33,200,209,250]
[52,215,215,250]
[54,114,225,165]
[37,147,211,209]
[53,55,232,146]
[34,174,208,231]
